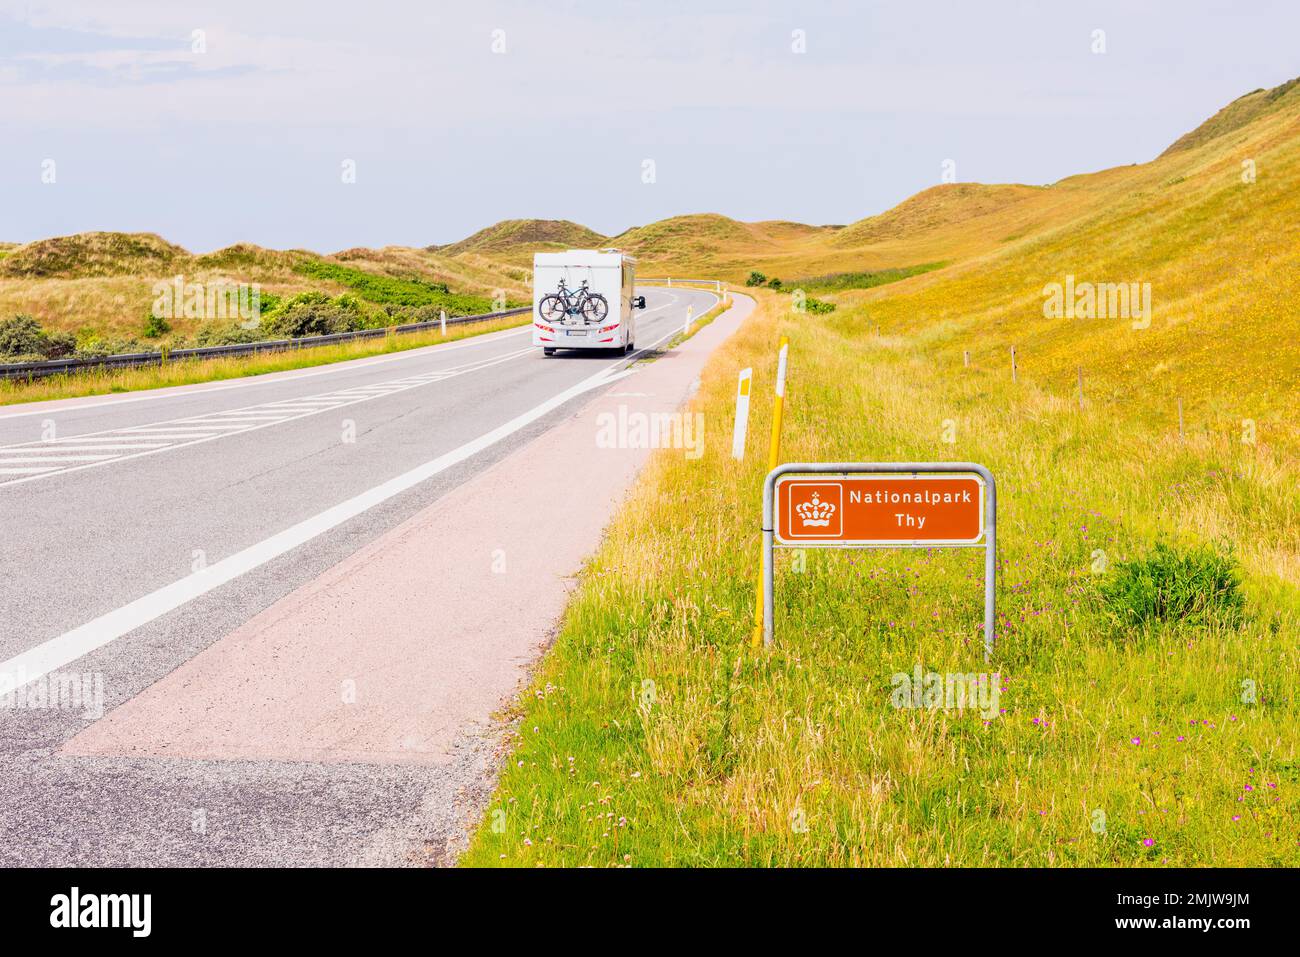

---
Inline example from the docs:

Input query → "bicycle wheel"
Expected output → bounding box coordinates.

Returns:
[538,294,564,322]
[582,294,608,322]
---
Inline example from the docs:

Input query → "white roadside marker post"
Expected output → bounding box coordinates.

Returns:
[440,310,447,336]
[732,367,753,460]
[683,305,693,336]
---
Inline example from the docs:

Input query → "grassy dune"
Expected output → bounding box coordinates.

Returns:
[0,233,528,343]
[462,82,1300,867]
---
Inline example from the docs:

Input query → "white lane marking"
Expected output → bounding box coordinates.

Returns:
[6,444,170,452]
[73,432,222,440]
[0,347,533,488]
[0,292,729,690]
[0,362,638,690]
[44,435,178,443]
[183,414,286,421]
[0,467,62,475]
[162,419,282,427]
[124,426,241,433]
[0,323,536,422]
[0,455,120,463]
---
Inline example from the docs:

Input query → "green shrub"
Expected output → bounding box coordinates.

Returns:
[745,271,767,287]
[261,292,361,338]
[767,277,783,290]
[1099,541,1246,629]
[75,335,143,357]
[804,297,836,314]
[194,322,265,346]
[0,314,77,360]
[142,312,172,338]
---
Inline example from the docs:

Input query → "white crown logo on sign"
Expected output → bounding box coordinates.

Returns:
[795,492,836,527]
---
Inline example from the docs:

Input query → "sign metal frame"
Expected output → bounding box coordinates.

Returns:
[761,462,998,660]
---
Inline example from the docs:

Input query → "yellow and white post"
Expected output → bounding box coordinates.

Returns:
[751,336,789,648]
[731,367,753,460]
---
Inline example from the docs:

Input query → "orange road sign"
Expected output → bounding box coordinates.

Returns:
[762,463,998,660]
[775,474,985,546]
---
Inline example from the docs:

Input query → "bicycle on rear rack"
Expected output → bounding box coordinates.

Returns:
[538,279,608,324]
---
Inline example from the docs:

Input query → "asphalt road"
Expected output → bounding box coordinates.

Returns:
[0,285,719,866]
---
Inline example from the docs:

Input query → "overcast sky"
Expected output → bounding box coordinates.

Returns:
[2,0,1296,252]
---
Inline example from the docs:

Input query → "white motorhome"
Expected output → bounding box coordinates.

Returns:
[532,249,646,356]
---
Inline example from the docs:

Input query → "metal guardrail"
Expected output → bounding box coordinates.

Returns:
[0,306,531,381]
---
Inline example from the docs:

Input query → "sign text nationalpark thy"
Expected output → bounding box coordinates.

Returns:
[775,474,985,545]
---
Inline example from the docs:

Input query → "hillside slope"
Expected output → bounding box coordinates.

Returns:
[434,219,608,263]
[1,233,188,279]
[848,76,1300,448]
[1161,76,1300,156]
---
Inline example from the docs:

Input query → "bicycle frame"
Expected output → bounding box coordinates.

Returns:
[552,280,598,321]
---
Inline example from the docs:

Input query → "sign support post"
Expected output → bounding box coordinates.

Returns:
[750,337,790,648]
[761,461,997,660]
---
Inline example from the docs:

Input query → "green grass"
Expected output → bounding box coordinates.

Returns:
[461,292,1298,867]
[793,262,947,294]
[294,260,505,313]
